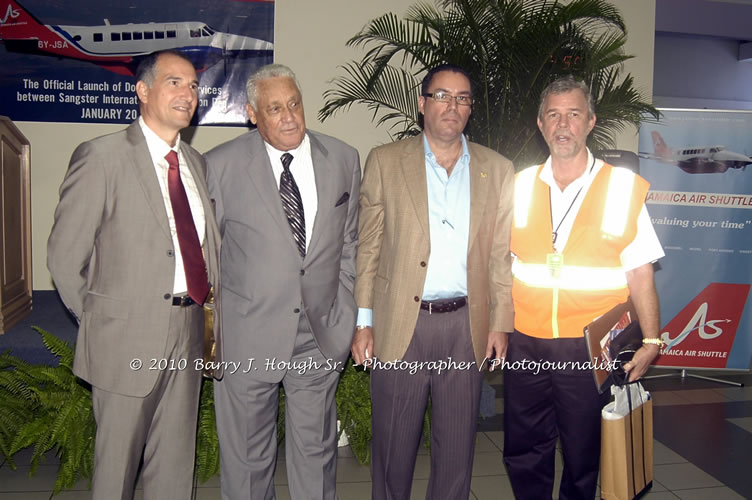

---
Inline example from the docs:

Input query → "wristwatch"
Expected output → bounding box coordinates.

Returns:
[355,325,370,331]
[642,337,664,347]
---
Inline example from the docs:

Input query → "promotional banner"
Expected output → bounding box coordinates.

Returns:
[0,0,274,125]
[638,109,752,371]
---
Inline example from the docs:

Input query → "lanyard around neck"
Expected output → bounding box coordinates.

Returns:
[549,156,596,248]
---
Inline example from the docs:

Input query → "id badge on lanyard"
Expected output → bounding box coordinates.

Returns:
[546,252,563,279]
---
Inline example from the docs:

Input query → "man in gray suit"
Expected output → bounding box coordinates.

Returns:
[48,50,220,499]
[205,64,360,500]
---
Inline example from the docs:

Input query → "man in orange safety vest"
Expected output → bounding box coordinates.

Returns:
[502,76,664,500]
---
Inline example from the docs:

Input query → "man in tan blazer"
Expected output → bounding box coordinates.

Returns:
[47,50,220,499]
[351,64,515,500]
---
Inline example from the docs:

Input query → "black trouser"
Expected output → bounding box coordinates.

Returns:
[503,331,609,500]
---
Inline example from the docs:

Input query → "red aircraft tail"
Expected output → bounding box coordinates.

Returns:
[651,131,671,159]
[0,0,50,41]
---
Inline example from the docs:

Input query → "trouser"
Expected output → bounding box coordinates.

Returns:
[215,311,340,500]
[371,307,483,500]
[503,331,609,500]
[91,304,203,500]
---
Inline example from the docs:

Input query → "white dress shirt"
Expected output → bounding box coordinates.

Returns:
[139,117,206,294]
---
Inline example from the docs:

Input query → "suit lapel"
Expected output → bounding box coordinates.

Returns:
[400,136,429,237]
[467,142,490,249]
[244,132,302,257]
[126,122,172,241]
[307,133,331,258]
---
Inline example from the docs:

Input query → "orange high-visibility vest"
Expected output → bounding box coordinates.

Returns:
[511,162,649,339]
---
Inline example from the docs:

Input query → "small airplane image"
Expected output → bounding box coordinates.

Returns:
[0,0,273,76]
[638,131,752,174]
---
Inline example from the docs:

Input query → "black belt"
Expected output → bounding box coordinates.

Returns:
[172,295,197,307]
[420,296,467,314]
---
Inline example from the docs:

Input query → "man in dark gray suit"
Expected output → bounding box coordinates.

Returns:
[205,64,360,500]
[47,50,221,499]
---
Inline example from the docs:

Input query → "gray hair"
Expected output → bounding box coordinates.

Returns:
[538,75,595,119]
[245,64,302,110]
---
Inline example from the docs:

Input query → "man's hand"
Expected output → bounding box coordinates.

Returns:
[351,327,374,366]
[623,343,660,382]
[485,331,509,371]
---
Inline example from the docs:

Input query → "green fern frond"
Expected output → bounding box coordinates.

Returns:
[34,326,75,370]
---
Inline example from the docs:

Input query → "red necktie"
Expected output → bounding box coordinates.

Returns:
[165,150,209,305]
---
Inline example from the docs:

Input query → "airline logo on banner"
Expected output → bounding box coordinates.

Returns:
[656,283,750,368]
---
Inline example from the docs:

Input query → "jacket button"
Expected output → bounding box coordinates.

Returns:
[167,249,174,257]
[420,261,426,267]
[414,296,419,302]
[294,308,300,313]
[164,293,171,300]
[300,269,305,276]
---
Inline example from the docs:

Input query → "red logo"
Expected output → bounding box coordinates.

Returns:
[655,283,750,368]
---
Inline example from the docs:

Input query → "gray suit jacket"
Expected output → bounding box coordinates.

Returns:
[205,129,359,382]
[47,121,221,397]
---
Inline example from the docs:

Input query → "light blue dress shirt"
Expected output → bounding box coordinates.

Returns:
[357,135,472,327]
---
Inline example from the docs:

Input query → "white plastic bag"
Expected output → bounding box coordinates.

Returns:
[602,382,650,420]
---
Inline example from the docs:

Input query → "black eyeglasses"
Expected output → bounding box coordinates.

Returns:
[422,91,474,106]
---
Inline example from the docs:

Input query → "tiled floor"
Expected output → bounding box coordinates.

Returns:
[1,369,750,499]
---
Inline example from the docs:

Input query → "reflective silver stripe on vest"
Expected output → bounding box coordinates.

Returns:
[514,166,538,228]
[602,167,635,237]
[512,258,628,291]
[513,164,637,234]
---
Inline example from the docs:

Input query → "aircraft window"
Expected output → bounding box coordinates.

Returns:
[155,31,165,39]
[133,32,143,40]
[202,27,212,36]
[144,32,154,39]
[73,35,82,41]
[122,32,132,41]
[166,30,177,38]
[190,29,201,38]
[710,147,720,153]
[93,33,103,42]
[205,26,216,35]
[111,33,121,41]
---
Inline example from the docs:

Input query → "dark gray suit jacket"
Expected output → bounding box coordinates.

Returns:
[205,129,359,382]
[48,121,222,397]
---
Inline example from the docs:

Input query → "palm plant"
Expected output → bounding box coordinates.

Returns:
[318,0,659,168]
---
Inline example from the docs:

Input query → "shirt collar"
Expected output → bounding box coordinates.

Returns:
[539,148,602,192]
[263,133,310,164]
[423,134,471,171]
[139,116,181,158]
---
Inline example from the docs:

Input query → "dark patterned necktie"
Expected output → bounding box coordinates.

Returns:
[279,152,306,257]
[165,150,210,304]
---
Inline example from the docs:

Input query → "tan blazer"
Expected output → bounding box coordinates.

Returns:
[48,122,221,397]
[354,134,515,366]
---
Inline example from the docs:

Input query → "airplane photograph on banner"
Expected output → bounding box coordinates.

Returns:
[637,109,752,372]
[0,0,274,125]
[0,0,272,75]
[639,130,752,174]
